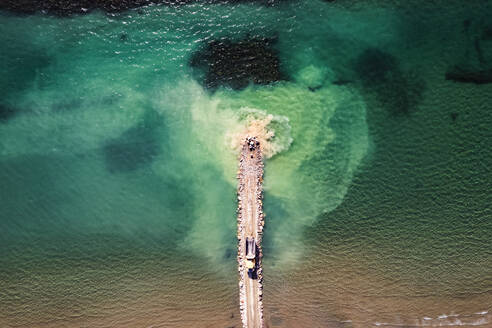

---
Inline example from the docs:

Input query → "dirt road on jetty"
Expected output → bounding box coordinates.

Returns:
[237,137,264,328]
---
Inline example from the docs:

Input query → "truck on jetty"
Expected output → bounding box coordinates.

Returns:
[245,236,256,272]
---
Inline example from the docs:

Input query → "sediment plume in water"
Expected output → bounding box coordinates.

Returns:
[176,77,368,267]
[229,108,292,159]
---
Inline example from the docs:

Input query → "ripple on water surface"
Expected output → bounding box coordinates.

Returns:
[1,1,491,327]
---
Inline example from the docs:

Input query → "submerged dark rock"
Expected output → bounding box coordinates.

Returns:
[104,110,161,173]
[447,20,492,85]
[332,79,353,86]
[308,86,322,92]
[1,50,51,100]
[354,47,425,115]
[0,0,163,15]
[0,104,17,122]
[355,48,397,86]
[190,37,286,91]
[483,25,492,40]
[224,247,234,259]
[0,0,290,16]
[445,66,492,84]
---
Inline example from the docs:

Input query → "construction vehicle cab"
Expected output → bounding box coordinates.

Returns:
[245,236,256,272]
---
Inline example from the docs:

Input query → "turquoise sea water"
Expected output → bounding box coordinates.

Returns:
[1,1,491,327]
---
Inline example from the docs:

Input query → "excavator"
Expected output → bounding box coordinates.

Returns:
[245,236,256,272]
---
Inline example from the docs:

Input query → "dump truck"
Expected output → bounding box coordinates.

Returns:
[245,236,256,272]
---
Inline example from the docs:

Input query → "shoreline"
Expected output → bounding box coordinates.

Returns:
[0,0,288,17]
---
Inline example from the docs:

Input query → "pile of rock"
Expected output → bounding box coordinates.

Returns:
[236,136,265,328]
[0,0,289,16]
[190,37,286,91]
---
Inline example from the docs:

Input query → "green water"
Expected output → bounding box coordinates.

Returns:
[1,1,491,327]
